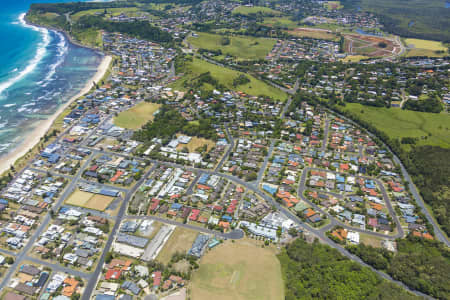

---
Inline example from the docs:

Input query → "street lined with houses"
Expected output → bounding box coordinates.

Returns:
[0,2,448,299]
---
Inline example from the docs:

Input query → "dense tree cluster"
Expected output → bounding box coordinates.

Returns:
[341,0,450,42]
[232,74,251,87]
[132,105,217,143]
[403,95,443,113]
[347,236,450,299]
[30,2,135,14]
[406,146,450,235]
[75,15,173,44]
[279,238,418,300]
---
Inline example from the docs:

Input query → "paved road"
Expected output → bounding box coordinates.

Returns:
[214,125,234,172]
[78,179,130,193]
[214,169,429,298]
[126,215,244,240]
[300,166,404,239]
[327,109,449,246]
[321,117,330,151]
[257,140,274,184]
[281,96,293,118]
[203,167,430,298]
[25,255,90,279]
[81,163,159,300]
[393,154,449,246]
[0,133,433,299]
[185,171,201,195]
[0,151,96,290]
[0,50,442,298]
[27,167,74,180]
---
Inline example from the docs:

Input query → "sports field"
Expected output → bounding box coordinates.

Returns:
[188,32,276,60]
[156,227,198,264]
[113,102,161,130]
[232,6,281,16]
[171,57,287,101]
[343,103,450,149]
[189,238,284,300]
[66,189,115,211]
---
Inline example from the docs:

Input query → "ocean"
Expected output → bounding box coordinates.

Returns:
[0,0,103,157]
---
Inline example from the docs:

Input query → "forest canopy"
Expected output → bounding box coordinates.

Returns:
[278,238,418,300]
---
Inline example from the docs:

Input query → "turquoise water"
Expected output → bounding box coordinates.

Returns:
[0,0,103,156]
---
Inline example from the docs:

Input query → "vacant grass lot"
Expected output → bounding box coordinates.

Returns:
[232,6,281,15]
[343,103,450,149]
[405,48,447,57]
[66,189,115,211]
[72,7,142,21]
[341,55,370,62]
[176,135,216,153]
[171,57,287,101]
[405,38,447,51]
[262,17,299,29]
[324,1,343,10]
[156,227,198,264]
[114,102,161,130]
[72,28,103,48]
[287,28,338,41]
[404,38,448,57]
[188,32,275,60]
[190,238,284,300]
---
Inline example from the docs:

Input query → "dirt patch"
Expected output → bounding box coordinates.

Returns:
[66,189,114,211]
[156,227,198,264]
[344,34,401,57]
[287,27,337,41]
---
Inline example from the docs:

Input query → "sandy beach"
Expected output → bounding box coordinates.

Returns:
[0,55,112,175]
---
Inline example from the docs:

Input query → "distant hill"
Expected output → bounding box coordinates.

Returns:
[342,0,450,42]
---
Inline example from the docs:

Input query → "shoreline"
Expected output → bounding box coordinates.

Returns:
[0,48,111,176]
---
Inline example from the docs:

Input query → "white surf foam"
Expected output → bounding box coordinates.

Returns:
[42,32,68,86]
[0,13,51,96]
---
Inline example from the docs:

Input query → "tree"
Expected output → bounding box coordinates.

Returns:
[220,36,230,46]
[105,252,114,264]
